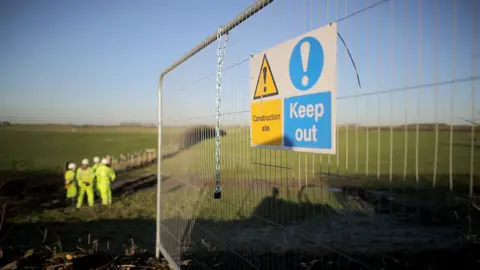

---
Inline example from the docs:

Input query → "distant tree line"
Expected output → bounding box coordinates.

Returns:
[0,121,11,126]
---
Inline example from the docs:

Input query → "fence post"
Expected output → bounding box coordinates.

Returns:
[155,74,164,261]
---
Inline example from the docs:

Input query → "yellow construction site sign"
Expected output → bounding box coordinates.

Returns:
[253,54,279,100]
[250,98,282,146]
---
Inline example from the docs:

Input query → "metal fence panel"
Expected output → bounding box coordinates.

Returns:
[157,0,479,269]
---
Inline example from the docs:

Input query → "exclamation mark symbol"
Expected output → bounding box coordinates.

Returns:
[301,41,310,87]
[263,66,267,92]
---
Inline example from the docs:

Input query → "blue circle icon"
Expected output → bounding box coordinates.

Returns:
[289,36,324,91]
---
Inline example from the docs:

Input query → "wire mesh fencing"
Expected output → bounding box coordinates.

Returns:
[157,0,479,269]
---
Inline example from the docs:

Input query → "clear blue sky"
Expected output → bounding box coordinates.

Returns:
[1,0,479,126]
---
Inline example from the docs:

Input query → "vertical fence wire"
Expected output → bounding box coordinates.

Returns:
[327,0,332,175]
[353,0,359,174]
[449,0,456,192]
[415,0,422,184]
[403,0,408,181]
[389,0,394,184]
[335,0,340,175]
[344,0,349,176]
[433,0,439,187]
[376,8,382,180]
[469,0,477,198]
[365,3,369,178]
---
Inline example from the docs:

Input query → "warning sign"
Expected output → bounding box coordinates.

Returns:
[250,23,338,154]
[251,98,282,146]
[253,54,279,100]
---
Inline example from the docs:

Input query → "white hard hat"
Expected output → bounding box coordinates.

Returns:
[93,156,100,163]
[81,158,89,165]
[68,163,76,170]
[101,158,109,165]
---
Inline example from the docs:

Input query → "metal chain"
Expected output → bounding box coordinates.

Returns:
[214,26,229,199]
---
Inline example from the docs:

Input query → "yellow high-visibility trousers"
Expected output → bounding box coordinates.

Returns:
[76,186,94,208]
[66,184,77,199]
[98,183,112,205]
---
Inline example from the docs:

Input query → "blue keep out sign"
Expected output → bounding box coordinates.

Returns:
[283,28,336,153]
[289,36,324,91]
[284,92,332,150]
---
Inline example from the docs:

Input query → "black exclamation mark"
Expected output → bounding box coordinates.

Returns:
[263,67,267,92]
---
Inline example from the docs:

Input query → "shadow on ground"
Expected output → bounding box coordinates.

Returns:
[0,169,66,213]
[165,182,480,269]
[1,215,479,270]
[157,175,480,269]
[0,219,156,253]
[0,218,162,269]
[311,172,480,227]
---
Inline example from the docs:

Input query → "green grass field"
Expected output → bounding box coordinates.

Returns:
[162,126,479,188]
[2,124,476,183]
[0,125,157,171]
